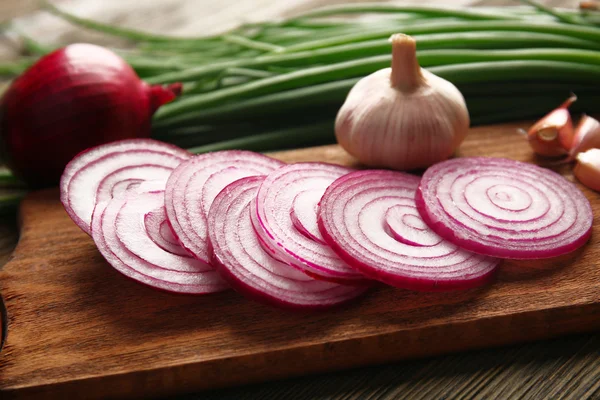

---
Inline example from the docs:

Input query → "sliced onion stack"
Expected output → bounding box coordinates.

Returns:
[61,139,190,234]
[59,135,596,302]
[208,176,367,309]
[317,170,500,291]
[164,151,284,263]
[92,188,228,294]
[416,157,593,259]
[252,163,367,283]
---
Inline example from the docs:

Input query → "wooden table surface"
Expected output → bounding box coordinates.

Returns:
[1,1,600,399]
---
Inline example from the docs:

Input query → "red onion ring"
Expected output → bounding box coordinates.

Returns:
[208,176,367,309]
[96,164,174,204]
[290,189,328,244]
[61,139,189,235]
[416,157,593,259]
[145,207,191,257]
[164,151,284,263]
[252,162,367,283]
[318,170,500,291]
[92,189,227,294]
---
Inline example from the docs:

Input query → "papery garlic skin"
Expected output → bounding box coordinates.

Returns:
[525,94,576,157]
[526,109,571,157]
[335,34,470,170]
[574,148,600,192]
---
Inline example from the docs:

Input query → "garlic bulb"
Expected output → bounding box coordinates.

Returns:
[335,34,470,170]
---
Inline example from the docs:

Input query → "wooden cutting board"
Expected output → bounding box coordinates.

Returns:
[0,122,599,399]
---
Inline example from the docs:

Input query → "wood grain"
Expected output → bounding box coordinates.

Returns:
[196,333,600,400]
[0,289,5,353]
[0,122,599,399]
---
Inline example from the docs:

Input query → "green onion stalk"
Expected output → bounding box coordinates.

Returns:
[0,0,599,197]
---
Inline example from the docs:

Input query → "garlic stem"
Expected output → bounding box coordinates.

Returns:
[390,34,423,92]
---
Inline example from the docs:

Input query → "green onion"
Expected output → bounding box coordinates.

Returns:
[519,0,586,25]
[279,20,600,53]
[0,59,33,77]
[459,82,599,96]
[188,122,335,154]
[42,1,206,43]
[466,94,600,115]
[222,35,284,52]
[416,48,600,67]
[431,60,600,84]
[147,31,600,85]
[291,4,520,20]
[161,79,596,129]
[0,191,26,214]
[155,57,600,123]
[16,32,55,55]
[0,170,24,187]
[221,67,275,79]
[153,57,392,121]
[155,79,358,128]
[470,97,597,125]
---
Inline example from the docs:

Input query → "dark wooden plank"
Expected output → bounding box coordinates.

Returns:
[0,122,599,399]
[191,333,600,400]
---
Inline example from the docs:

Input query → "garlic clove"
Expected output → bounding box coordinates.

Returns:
[334,34,469,171]
[525,94,576,157]
[580,0,599,10]
[574,148,600,191]
[569,114,600,159]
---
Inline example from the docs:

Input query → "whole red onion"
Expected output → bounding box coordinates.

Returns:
[0,43,182,187]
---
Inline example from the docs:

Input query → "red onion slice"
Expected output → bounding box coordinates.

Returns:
[416,157,593,259]
[317,170,500,291]
[164,151,284,263]
[385,205,442,247]
[92,189,228,294]
[253,163,367,283]
[208,176,367,309]
[61,139,190,235]
[111,180,146,198]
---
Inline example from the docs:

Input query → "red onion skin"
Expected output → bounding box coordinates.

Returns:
[0,43,182,187]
